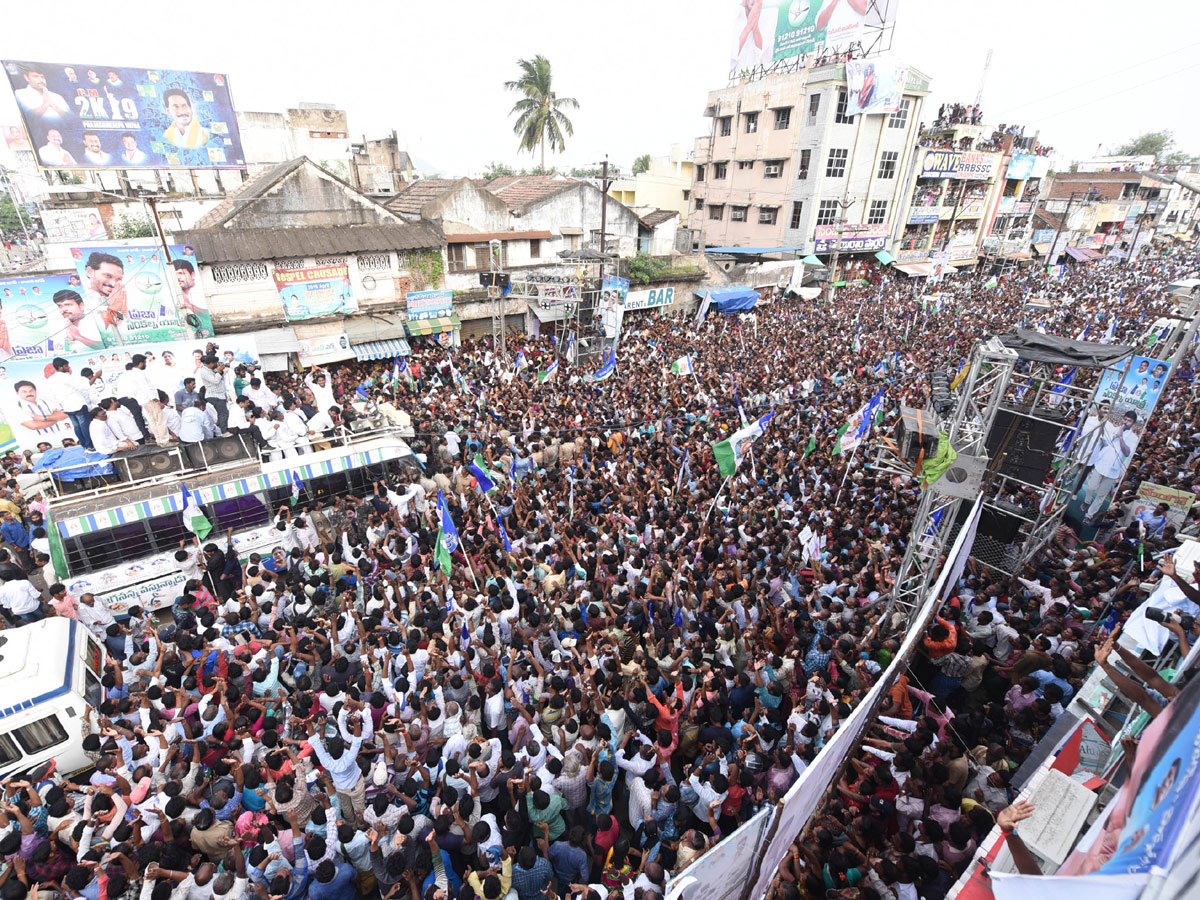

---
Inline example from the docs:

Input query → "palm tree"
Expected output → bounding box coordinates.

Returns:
[505,56,579,170]
[632,154,651,175]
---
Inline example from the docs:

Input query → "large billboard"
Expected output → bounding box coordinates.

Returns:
[0,334,259,452]
[406,289,453,321]
[41,207,108,243]
[919,149,998,180]
[2,59,244,170]
[814,223,888,252]
[845,60,907,116]
[0,244,211,361]
[273,263,357,321]
[731,0,898,71]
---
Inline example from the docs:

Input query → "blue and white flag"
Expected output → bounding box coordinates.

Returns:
[568,464,576,513]
[181,482,212,539]
[853,327,862,354]
[434,491,459,575]
[290,471,305,506]
[355,384,369,400]
[857,387,885,440]
[391,357,401,384]
[469,454,497,493]
[460,621,471,653]
[872,360,886,378]
[565,332,576,363]
[514,349,528,374]
[497,514,512,553]
[676,448,691,494]
[589,350,616,382]
[1047,367,1075,406]
[1101,316,1118,344]
[1076,321,1091,341]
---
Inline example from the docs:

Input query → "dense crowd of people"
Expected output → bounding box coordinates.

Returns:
[0,242,1197,900]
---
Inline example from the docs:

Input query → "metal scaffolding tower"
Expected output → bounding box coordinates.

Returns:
[504,252,613,368]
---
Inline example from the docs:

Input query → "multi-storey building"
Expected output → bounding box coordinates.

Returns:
[690,63,931,266]
[1039,171,1174,263]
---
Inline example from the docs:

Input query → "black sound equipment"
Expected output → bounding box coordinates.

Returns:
[984,408,1065,486]
[185,435,252,468]
[978,499,1027,545]
[894,406,940,461]
[121,445,184,480]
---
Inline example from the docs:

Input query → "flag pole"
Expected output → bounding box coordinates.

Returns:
[834,443,859,506]
[705,475,732,523]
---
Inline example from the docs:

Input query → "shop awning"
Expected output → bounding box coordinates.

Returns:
[530,304,569,323]
[344,313,409,343]
[945,257,978,267]
[1032,243,1051,256]
[235,326,300,355]
[802,255,826,266]
[895,262,936,277]
[405,312,462,336]
[874,250,896,265]
[1065,246,1102,261]
[352,338,412,361]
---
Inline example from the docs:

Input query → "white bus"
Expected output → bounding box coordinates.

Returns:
[0,617,105,780]
[44,428,422,615]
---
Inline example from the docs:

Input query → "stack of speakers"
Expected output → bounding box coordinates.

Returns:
[929,370,955,416]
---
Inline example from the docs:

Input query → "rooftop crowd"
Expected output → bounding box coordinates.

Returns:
[0,241,1197,900]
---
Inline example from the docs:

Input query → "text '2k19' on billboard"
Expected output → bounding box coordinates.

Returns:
[2,60,244,170]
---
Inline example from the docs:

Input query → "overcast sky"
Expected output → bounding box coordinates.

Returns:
[3,0,1199,177]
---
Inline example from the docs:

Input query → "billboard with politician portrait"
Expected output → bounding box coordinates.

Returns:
[845,59,907,115]
[731,0,899,72]
[2,59,244,170]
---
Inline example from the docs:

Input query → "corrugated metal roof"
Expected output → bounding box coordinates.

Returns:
[638,209,679,228]
[386,179,465,215]
[174,223,445,262]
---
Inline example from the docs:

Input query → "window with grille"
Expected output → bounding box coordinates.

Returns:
[807,94,820,124]
[744,112,759,133]
[816,200,839,226]
[448,244,469,273]
[888,98,911,130]
[774,107,791,129]
[826,148,848,178]
[713,162,728,179]
[835,91,852,124]
[738,160,754,170]
[731,206,748,222]
[758,206,778,225]
[867,200,888,225]
[877,151,898,179]
[212,262,269,284]
[696,164,705,182]
[790,202,803,229]
[695,196,705,211]
[708,204,724,220]
[358,252,392,272]
[798,149,811,179]
[719,116,732,137]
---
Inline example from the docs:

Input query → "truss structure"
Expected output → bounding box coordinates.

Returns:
[872,337,1018,623]
[504,256,610,367]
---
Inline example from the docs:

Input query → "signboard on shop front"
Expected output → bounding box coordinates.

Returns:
[813,223,888,253]
[919,149,997,181]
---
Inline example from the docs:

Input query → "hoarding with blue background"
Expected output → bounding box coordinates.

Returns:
[3,59,244,170]
[406,289,454,321]
[273,263,356,321]
[0,243,211,360]
[1006,154,1036,180]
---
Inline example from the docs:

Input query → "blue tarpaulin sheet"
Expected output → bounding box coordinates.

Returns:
[35,447,115,481]
[709,286,760,313]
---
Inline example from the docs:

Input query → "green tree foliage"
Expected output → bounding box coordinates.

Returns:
[110,213,156,240]
[1114,130,1194,165]
[632,154,651,175]
[505,56,579,170]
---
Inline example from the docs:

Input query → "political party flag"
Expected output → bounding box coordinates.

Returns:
[1076,321,1091,341]
[514,349,528,374]
[833,404,871,456]
[290,470,305,505]
[711,410,774,477]
[922,432,958,483]
[460,621,471,653]
[497,513,512,553]
[391,357,401,384]
[670,355,694,376]
[857,387,885,441]
[589,351,617,382]
[355,384,369,400]
[565,332,576,362]
[803,433,817,459]
[983,276,999,290]
[1101,316,1118,344]
[568,464,576,513]
[469,453,497,493]
[537,359,558,383]
[434,491,459,576]
[1047,367,1075,407]
[853,327,862,354]
[181,483,212,539]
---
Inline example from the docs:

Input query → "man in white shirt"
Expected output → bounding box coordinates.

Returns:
[307,407,336,452]
[0,578,44,623]
[47,357,97,450]
[89,407,137,455]
[77,592,116,638]
[282,402,310,455]
[179,399,219,443]
[305,368,336,412]
[14,67,70,122]
[1082,410,1140,522]
[129,354,171,446]
[243,378,279,414]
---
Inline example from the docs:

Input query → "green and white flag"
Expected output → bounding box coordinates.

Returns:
[670,354,694,376]
[181,482,212,540]
[711,411,774,477]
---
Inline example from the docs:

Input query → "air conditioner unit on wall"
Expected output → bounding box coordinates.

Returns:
[765,165,781,177]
